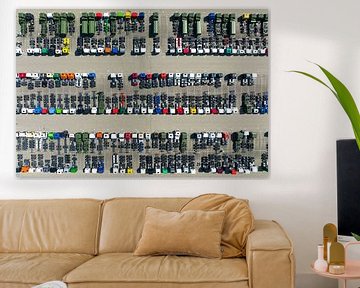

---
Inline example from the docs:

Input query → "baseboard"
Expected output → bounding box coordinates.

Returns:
[296,273,337,288]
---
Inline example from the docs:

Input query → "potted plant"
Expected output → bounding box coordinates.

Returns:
[290,63,360,240]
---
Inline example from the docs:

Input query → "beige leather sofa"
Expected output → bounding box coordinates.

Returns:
[0,198,294,288]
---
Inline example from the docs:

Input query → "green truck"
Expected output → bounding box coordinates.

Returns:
[151,12,159,37]
[53,12,60,35]
[88,12,95,36]
[229,13,236,36]
[18,13,27,35]
[181,13,188,35]
[39,13,47,36]
[60,12,68,37]
[81,12,88,35]
[195,13,201,36]
[109,12,117,35]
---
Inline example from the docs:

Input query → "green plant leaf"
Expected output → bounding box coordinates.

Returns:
[289,64,360,150]
[288,70,337,99]
[316,65,360,150]
[353,127,360,150]
[351,232,360,241]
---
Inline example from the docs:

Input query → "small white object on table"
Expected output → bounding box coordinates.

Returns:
[32,281,67,288]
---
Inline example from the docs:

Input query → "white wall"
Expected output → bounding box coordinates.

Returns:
[2,1,360,287]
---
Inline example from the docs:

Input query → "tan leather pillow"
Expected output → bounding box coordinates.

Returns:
[134,207,225,258]
[181,193,254,258]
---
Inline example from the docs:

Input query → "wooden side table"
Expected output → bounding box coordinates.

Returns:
[311,242,360,288]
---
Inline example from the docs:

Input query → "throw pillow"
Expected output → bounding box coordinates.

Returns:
[134,207,225,258]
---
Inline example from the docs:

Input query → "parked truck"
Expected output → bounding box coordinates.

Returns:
[60,12,68,37]
[109,12,117,35]
[88,12,95,36]
[195,13,201,36]
[67,12,75,22]
[229,13,236,36]
[53,12,60,35]
[151,12,159,37]
[18,13,27,35]
[39,12,47,36]
[81,12,89,35]
[187,13,194,35]
[181,13,188,35]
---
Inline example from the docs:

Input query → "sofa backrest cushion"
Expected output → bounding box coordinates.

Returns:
[181,194,254,258]
[0,199,102,254]
[99,198,189,253]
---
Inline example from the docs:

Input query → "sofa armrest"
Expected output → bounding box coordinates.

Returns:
[246,220,295,288]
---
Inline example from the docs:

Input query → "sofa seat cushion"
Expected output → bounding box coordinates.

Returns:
[0,253,93,285]
[64,253,248,285]
[67,283,249,288]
